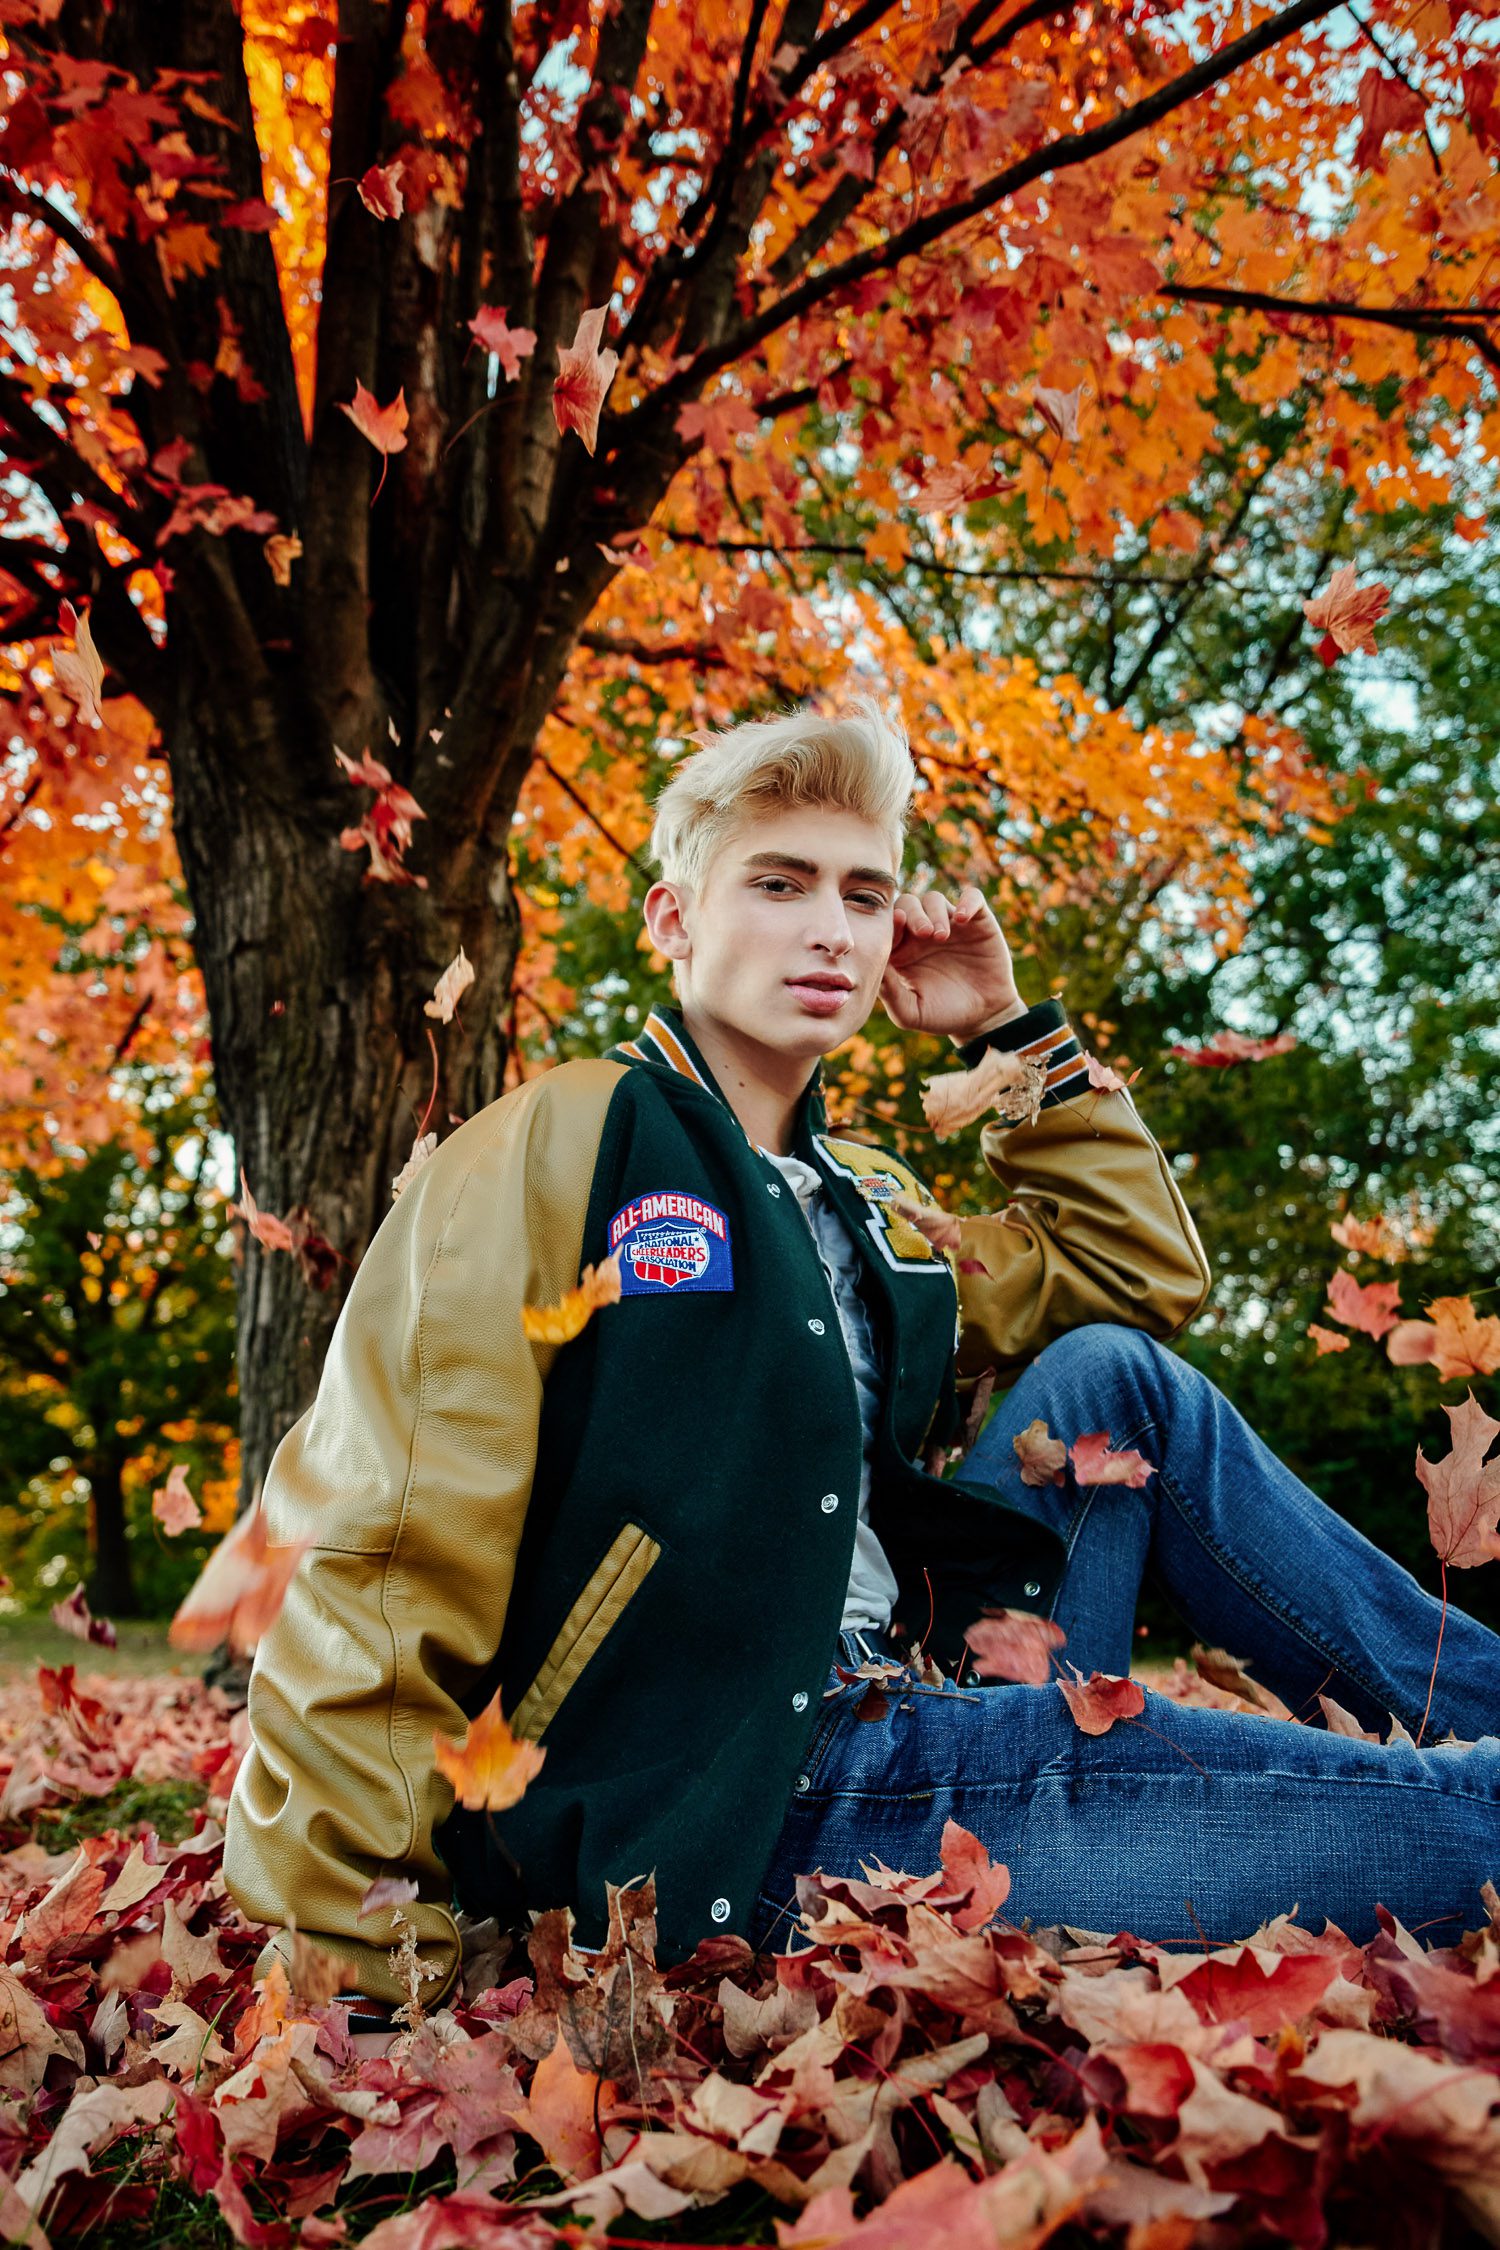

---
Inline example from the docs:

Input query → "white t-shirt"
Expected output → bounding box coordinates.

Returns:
[759,1147,899,1634]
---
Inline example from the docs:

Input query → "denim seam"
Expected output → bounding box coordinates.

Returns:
[788,1767,1499,1808]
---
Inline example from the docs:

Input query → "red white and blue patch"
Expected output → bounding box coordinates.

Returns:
[608,1191,735,1294]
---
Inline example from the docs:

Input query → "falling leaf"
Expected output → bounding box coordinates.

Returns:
[358,1874,420,1921]
[1302,562,1392,667]
[552,305,619,455]
[1353,67,1428,173]
[892,1193,961,1254]
[357,159,406,220]
[964,1607,1066,1684]
[264,531,302,584]
[1330,1213,1408,1261]
[152,1463,202,1536]
[233,1166,299,1254]
[1388,1296,1500,1384]
[1033,383,1084,443]
[468,305,538,379]
[1069,1430,1156,1488]
[338,380,409,501]
[921,1047,1047,1139]
[1058,1666,1144,1735]
[1416,1393,1500,1570]
[54,601,106,726]
[167,1501,312,1655]
[1309,1323,1352,1356]
[433,1685,547,1810]
[1083,1051,1140,1093]
[1012,1417,1068,1487]
[1169,1030,1297,1067]
[424,946,476,1024]
[392,1130,437,1199]
[49,1585,117,1649]
[1325,1268,1403,1341]
[520,1251,622,1345]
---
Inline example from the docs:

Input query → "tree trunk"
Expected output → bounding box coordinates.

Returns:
[85,1453,141,1619]
[164,693,526,1504]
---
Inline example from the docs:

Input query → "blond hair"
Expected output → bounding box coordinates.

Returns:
[648,694,916,895]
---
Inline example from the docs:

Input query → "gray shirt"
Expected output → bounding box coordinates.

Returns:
[759,1146,900,1634]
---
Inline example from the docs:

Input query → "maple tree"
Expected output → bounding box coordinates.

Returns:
[3,0,1494,1498]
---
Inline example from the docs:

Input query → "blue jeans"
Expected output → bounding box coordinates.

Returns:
[747,1323,1500,1953]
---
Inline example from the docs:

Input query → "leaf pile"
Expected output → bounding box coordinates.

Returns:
[0,1665,1497,2247]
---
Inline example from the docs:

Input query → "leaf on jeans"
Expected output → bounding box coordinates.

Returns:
[936,1818,1012,1928]
[1058,1666,1144,1735]
[434,1687,547,1810]
[1325,1268,1403,1341]
[1191,1645,1295,1722]
[1309,1323,1351,1356]
[1319,1694,1380,1741]
[921,1048,1047,1139]
[1416,1392,1500,1570]
[1013,1417,1068,1486]
[520,1252,622,1345]
[1069,1431,1156,1488]
[964,1608,1066,1685]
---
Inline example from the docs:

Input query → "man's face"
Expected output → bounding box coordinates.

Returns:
[652,803,901,1061]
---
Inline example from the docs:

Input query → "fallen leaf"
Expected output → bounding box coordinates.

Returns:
[1191,1645,1295,1720]
[552,305,619,454]
[1319,1694,1380,1741]
[1012,1416,1067,1486]
[1058,1666,1145,1735]
[54,599,106,725]
[1069,1431,1156,1488]
[153,1462,202,1536]
[964,1608,1066,1685]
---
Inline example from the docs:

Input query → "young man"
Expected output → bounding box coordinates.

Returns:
[224,699,1499,2012]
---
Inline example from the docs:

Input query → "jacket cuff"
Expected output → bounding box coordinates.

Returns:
[953,998,1090,1112]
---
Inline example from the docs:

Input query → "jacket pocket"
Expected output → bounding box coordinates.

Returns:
[510,1521,662,1743]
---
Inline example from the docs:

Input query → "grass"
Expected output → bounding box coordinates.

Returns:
[30,1774,209,1855]
[0,1612,211,1681]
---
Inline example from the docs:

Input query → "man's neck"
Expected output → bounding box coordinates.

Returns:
[677,1003,819,1157]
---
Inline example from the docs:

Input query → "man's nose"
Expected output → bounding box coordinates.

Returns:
[809,891,854,954]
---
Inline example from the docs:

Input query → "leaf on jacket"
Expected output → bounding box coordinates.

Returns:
[166,1502,312,1656]
[1388,1296,1500,1384]
[1012,1417,1067,1486]
[964,1608,1066,1685]
[49,1584,117,1648]
[1416,1393,1500,1570]
[892,1194,961,1254]
[521,1251,622,1345]
[152,1463,201,1536]
[1324,1268,1403,1341]
[433,1687,547,1811]
[552,306,619,454]
[921,1047,1046,1139]
[1308,1323,1351,1356]
[54,600,105,726]
[1069,1431,1156,1488]
[1058,1667,1144,1736]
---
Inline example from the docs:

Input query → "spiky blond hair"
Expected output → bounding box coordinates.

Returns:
[648,693,916,895]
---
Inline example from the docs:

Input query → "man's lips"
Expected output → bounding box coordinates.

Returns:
[786,975,853,991]
[786,975,854,1013]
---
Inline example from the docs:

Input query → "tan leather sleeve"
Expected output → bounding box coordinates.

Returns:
[953,1080,1212,1385]
[222,1058,626,2011]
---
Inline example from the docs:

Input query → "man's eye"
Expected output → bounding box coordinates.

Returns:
[755,877,795,895]
[851,892,888,910]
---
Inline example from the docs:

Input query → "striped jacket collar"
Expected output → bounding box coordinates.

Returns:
[607,1005,829,1150]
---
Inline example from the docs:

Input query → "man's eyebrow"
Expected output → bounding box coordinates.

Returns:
[741,850,898,894]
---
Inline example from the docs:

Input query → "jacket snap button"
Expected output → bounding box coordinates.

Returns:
[1023,1580,1042,1598]
[791,1690,809,1711]
[965,1670,981,1685]
[710,1897,731,1923]
[807,1317,825,1334]
[767,1182,781,1197]
[820,1493,839,1513]
[795,1773,811,1792]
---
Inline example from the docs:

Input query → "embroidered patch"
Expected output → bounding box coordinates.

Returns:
[853,1170,904,1203]
[608,1191,734,1294]
[816,1137,955,1278]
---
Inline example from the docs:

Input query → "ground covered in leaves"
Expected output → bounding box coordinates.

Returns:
[1,1662,1498,2250]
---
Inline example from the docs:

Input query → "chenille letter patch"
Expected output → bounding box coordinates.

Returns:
[608,1191,735,1295]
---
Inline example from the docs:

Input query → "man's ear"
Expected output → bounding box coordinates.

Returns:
[643,878,693,965]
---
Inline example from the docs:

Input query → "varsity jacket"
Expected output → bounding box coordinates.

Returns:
[223,999,1212,2009]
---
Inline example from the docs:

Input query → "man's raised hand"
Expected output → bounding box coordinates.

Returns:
[879,884,1027,1043]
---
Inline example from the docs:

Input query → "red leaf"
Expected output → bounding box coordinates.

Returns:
[1416,1392,1500,1570]
[152,1463,202,1536]
[1058,1666,1145,1735]
[468,304,537,380]
[552,306,619,455]
[1325,1267,1402,1341]
[357,160,405,220]
[337,381,409,503]
[1069,1430,1156,1488]
[50,1583,117,1648]
[964,1607,1066,1685]
[167,1501,312,1655]
[1309,1323,1351,1356]
[1301,562,1392,662]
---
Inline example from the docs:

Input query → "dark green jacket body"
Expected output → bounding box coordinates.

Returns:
[224,1000,1212,2006]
